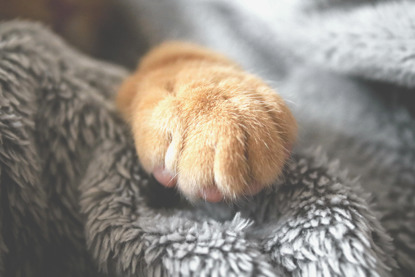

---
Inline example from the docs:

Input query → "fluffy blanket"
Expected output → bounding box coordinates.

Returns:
[0,0,414,276]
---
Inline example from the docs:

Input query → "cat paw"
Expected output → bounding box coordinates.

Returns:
[131,73,297,202]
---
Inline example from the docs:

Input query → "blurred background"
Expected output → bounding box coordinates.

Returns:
[0,0,302,70]
[0,0,149,68]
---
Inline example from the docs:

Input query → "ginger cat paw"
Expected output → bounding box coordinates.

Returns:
[117,42,297,202]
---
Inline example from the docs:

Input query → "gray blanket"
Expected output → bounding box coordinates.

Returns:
[0,0,414,276]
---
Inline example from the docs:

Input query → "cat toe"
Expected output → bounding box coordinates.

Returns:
[153,166,177,188]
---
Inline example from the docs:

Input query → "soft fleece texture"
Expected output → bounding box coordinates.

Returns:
[0,0,414,276]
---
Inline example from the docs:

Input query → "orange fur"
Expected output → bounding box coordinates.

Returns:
[117,41,297,201]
